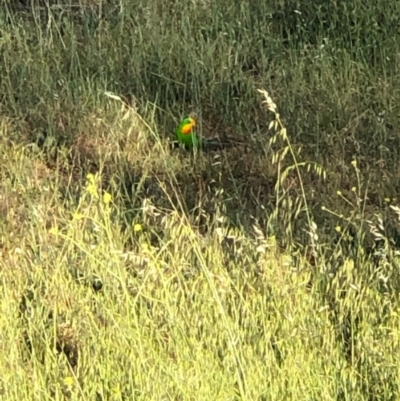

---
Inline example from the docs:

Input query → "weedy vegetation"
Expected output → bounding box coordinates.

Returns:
[1,0,400,399]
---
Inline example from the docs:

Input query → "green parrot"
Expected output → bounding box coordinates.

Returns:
[175,117,199,148]
[174,117,233,150]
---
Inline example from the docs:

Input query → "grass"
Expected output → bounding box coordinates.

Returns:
[1,0,400,399]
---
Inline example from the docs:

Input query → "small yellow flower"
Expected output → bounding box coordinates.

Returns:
[112,385,122,396]
[141,243,149,252]
[337,191,342,196]
[86,173,99,198]
[103,192,112,205]
[63,376,74,387]
[351,160,357,167]
[73,212,84,220]
[351,187,356,192]
[49,226,59,235]
[87,184,98,198]
[133,223,142,232]
[86,173,95,184]
[335,226,341,232]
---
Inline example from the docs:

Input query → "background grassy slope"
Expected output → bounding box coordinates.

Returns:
[1,0,400,399]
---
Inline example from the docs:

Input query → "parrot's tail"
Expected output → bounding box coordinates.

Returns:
[200,139,233,150]
[170,138,243,151]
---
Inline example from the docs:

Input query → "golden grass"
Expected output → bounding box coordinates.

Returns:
[1,92,400,399]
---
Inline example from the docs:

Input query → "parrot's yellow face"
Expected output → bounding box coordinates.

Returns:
[181,117,196,135]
